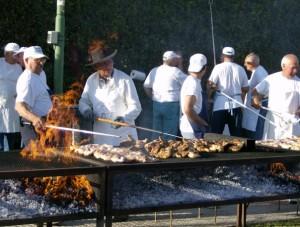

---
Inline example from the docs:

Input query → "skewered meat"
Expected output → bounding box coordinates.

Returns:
[72,142,152,163]
[256,136,300,151]
[188,151,200,158]
[157,147,172,159]
[143,137,245,159]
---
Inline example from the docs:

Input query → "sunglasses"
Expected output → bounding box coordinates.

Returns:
[33,58,47,65]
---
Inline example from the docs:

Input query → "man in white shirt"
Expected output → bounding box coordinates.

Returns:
[252,54,300,140]
[79,40,141,146]
[208,47,249,136]
[0,43,23,151]
[15,46,52,145]
[144,51,186,139]
[242,53,268,139]
[180,53,208,139]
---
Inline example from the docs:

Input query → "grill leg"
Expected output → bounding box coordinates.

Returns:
[198,208,201,219]
[96,171,106,227]
[214,206,217,224]
[241,203,247,227]
[236,204,242,227]
[169,210,173,227]
[236,203,247,227]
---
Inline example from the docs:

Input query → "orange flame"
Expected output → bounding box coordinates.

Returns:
[21,80,94,207]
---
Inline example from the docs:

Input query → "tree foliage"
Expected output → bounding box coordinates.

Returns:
[1,0,300,89]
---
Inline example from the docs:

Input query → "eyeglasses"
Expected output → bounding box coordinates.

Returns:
[245,61,253,65]
[33,58,47,65]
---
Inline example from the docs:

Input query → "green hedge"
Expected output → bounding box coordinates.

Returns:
[1,0,300,90]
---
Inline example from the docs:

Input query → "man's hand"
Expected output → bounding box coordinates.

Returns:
[32,116,45,132]
[251,88,263,109]
[251,98,261,109]
[207,81,217,91]
[111,116,125,129]
[82,109,93,120]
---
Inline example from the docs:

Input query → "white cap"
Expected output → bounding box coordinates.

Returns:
[4,42,20,53]
[23,46,48,60]
[188,53,207,72]
[222,47,235,56]
[14,47,27,56]
[162,51,179,61]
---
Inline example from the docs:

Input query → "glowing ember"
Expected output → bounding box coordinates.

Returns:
[22,176,94,207]
[20,80,94,207]
[270,162,287,175]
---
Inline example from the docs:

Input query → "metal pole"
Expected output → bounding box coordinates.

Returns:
[209,0,216,66]
[54,0,65,94]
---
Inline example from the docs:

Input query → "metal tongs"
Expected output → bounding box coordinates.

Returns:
[260,106,300,126]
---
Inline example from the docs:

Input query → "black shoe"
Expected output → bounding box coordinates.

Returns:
[289,199,298,204]
[113,215,129,222]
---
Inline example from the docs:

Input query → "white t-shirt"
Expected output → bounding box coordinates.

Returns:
[180,76,202,134]
[0,58,22,132]
[256,72,300,139]
[242,65,268,131]
[143,64,186,102]
[209,62,248,111]
[16,69,52,117]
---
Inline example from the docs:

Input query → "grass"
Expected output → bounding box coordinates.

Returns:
[249,218,300,226]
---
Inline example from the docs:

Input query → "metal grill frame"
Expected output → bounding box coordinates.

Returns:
[1,149,300,227]
[99,149,300,227]
[0,151,105,227]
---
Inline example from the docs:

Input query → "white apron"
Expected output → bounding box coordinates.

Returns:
[92,78,137,146]
[0,59,22,133]
[263,111,300,140]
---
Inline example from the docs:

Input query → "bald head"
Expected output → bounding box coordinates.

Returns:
[281,54,299,78]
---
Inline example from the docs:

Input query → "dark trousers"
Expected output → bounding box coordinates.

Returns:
[211,108,242,137]
[255,99,268,140]
[0,132,21,151]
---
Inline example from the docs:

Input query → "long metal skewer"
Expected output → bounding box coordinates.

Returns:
[45,125,121,138]
[23,122,120,138]
[217,91,281,128]
[260,106,300,124]
[96,117,184,139]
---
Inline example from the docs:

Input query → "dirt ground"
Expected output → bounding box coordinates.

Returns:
[13,199,300,227]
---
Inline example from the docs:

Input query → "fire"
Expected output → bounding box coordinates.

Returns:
[20,79,94,207]
[22,176,94,207]
[270,162,287,175]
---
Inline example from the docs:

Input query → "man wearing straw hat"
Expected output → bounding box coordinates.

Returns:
[79,40,141,146]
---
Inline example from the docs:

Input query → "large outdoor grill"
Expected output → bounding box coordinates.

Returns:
[0,151,105,226]
[96,149,300,227]
[1,139,300,227]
